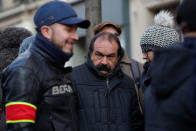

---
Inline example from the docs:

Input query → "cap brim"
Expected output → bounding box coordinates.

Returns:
[59,17,90,28]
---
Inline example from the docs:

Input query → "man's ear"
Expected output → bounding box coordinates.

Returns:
[40,25,52,40]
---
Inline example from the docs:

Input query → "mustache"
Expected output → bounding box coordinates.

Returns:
[96,64,111,72]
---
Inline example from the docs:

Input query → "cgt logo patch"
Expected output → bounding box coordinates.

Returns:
[52,84,73,95]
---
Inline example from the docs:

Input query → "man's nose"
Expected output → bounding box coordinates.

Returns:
[142,53,147,59]
[72,32,79,40]
[101,56,108,65]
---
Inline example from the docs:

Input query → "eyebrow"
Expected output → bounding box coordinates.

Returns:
[95,51,116,57]
[65,24,77,28]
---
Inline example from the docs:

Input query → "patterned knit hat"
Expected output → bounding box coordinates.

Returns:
[140,10,179,53]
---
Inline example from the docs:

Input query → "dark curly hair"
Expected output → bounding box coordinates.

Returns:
[0,27,32,71]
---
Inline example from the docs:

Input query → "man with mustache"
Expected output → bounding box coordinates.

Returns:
[94,21,144,115]
[71,32,143,131]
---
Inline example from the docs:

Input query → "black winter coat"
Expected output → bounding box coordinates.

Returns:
[144,38,196,131]
[1,33,78,131]
[71,57,144,131]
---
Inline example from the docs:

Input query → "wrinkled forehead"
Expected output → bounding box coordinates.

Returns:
[96,33,118,43]
[94,36,118,46]
[93,38,118,53]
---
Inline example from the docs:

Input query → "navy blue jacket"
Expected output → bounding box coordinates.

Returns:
[71,57,144,131]
[144,38,196,131]
[2,33,78,131]
[140,62,151,93]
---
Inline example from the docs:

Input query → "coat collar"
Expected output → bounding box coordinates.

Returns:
[31,33,72,69]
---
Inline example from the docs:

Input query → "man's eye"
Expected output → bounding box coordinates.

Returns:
[95,52,102,56]
[114,33,119,37]
[66,28,74,32]
[107,55,115,58]
[65,26,77,33]
[96,53,101,56]
[95,52,104,59]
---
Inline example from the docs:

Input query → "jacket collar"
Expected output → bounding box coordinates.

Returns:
[30,33,72,69]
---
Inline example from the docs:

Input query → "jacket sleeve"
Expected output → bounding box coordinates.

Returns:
[130,81,144,131]
[3,67,40,131]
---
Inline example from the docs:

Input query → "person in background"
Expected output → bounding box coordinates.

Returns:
[1,1,90,131]
[71,32,144,131]
[94,22,144,114]
[139,10,179,92]
[144,1,196,130]
[0,26,32,131]
[0,27,32,71]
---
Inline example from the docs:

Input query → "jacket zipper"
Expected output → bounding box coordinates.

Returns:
[106,77,111,126]
[106,78,109,88]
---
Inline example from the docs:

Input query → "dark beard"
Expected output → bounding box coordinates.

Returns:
[96,64,111,73]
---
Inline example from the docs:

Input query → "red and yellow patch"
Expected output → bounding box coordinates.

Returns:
[6,102,37,124]
[0,107,2,114]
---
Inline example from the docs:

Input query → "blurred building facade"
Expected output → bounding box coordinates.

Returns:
[0,0,180,66]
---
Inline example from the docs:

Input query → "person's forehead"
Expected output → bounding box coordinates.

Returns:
[93,38,118,52]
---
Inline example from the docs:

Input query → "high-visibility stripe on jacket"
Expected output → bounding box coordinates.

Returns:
[2,33,78,131]
[6,102,37,124]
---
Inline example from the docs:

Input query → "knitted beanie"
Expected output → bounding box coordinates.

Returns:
[140,10,179,53]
